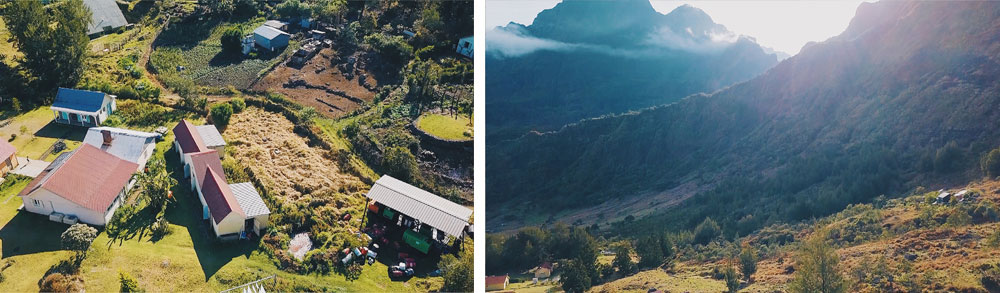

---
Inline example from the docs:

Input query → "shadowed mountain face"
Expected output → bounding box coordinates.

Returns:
[486,1,1000,234]
[485,1,780,141]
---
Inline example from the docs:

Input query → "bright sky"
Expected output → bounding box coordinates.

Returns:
[486,0,873,55]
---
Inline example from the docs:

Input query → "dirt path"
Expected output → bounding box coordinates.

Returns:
[139,16,183,106]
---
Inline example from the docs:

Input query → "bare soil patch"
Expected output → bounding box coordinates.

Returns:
[252,48,378,118]
[224,107,365,202]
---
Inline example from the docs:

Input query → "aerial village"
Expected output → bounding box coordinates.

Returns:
[0,0,473,291]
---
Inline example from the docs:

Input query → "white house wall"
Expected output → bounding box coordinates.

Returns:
[21,188,121,226]
[212,212,244,237]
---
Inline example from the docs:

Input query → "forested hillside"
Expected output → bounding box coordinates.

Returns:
[486,0,1000,239]
[484,0,779,140]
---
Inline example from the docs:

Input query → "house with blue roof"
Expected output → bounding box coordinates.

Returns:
[253,25,290,52]
[51,88,116,127]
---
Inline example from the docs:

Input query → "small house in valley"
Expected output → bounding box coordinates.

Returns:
[456,36,473,58]
[83,127,159,169]
[485,275,509,291]
[173,121,269,240]
[253,25,290,52]
[51,88,116,127]
[263,20,289,31]
[533,262,554,279]
[0,140,18,177]
[18,144,137,226]
[83,0,129,37]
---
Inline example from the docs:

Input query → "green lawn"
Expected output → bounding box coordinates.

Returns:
[0,105,443,291]
[0,107,85,160]
[416,113,473,141]
[0,18,20,65]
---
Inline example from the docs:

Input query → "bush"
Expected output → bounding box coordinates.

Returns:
[62,224,97,261]
[119,271,143,292]
[982,148,1000,177]
[221,27,243,53]
[934,141,962,173]
[10,98,21,113]
[230,98,246,113]
[382,146,420,183]
[151,217,171,239]
[693,217,722,245]
[363,33,413,64]
[210,103,234,129]
[40,273,84,292]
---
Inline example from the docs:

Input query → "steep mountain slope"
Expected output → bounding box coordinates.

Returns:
[485,0,780,140]
[486,1,1000,234]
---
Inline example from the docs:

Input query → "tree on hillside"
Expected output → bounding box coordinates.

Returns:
[220,27,243,53]
[62,224,97,264]
[723,265,740,293]
[613,243,636,276]
[789,235,847,293]
[739,246,758,282]
[440,241,473,292]
[982,147,1000,178]
[274,0,312,19]
[636,236,663,269]
[414,3,444,46]
[694,217,722,245]
[317,0,347,24]
[210,103,234,129]
[561,260,592,293]
[382,146,420,183]
[2,0,90,101]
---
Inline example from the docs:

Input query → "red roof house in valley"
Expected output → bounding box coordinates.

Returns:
[0,140,18,177]
[173,120,270,240]
[485,275,509,291]
[18,144,138,225]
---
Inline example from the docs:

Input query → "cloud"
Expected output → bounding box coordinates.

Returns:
[641,26,740,53]
[485,27,582,58]
[486,24,746,59]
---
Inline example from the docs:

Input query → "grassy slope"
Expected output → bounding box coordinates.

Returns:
[0,107,84,159]
[417,113,473,141]
[0,18,20,65]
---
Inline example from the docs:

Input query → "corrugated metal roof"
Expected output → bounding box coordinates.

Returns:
[364,175,472,237]
[254,25,288,40]
[52,88,107,113]
[83,0,128,35]
[83,127,158,165]
[263,20,288,29]
[229,182,270,218]
[195,125,226,147]
[172,120,208,154]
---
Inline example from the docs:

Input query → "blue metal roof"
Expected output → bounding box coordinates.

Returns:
[52,88,108,113]
[254,25,288,40]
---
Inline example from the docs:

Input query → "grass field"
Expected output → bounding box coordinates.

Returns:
[0,18,21,65]
[0,107,84,160]
[416,113,473,141]
[152,18,295,89]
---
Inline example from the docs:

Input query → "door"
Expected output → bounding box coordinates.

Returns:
[69,113,79,124]
[244,218,255,236]
[202,205,209,220]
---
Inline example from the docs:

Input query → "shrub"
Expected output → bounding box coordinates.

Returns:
[934,141,962,173]
[221,27,243,53]
[363,33,413,64]
[382,146,420,183]
[982,148,1000,177]
[151,217,171,239]
[210,103,234,129]
[119,271,143,292]
[62,224,97,261]
[230,97,246,113]
[10,98,20,113]
[693,217,722,245]
[946,208,972,227]
[40,273,84,292]
[739,247,758,282]
[724,266,740,293]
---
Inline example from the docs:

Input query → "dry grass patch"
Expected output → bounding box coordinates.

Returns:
[224,107,365,202]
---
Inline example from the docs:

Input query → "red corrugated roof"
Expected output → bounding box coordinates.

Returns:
[485,275,508,286]
[0,140,15,160]
[172,120,207,154]
[188,150,223,190]
[19,144,137,212]
[201,166,243,224]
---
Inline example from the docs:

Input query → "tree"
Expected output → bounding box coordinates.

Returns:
[119,271,144,292]
[414,3,443,46]
[210,103,234,130]
[739,246,758,282]
[61,224,97,263]
[660,233,675,260]
[635,236,663,269]
[230,98,246,113]
[132,158,177,215]
[10,98,21,113]
[297,107,318,126]
[220,27,243,53]
[789,236,847,293]
[274,0,312,19]
[382,146,420,183]
[561,260,592,293]
[612,243,636,276]
[982,147,1000,177]
[2,0,91,99]
[934,141,962,173]
[724,265,740,293]
[694,217,722,245]
[440,241,473,292]
[318,0,347,24]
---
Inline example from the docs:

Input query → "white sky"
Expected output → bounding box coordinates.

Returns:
[486,0,873,55]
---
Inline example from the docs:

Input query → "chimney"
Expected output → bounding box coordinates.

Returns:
[101,130,113,146]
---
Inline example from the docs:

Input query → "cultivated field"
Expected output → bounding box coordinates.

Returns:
[252,48,377,118]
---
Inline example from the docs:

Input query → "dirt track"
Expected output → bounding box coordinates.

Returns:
[252,48,377,118]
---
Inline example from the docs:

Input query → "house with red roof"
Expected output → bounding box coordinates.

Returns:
[172,120,226,169]
[173,121,269,240]
[18,144,137,225]
[485,275,509,291]
[0,140,18,177]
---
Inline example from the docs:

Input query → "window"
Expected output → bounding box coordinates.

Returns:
[32,199,42,208]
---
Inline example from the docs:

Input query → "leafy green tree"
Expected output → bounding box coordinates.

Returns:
[119,271,143,292]
[613,243,636,276]
[2,0,90,98]
[61,224,97,263]
[694,217,722,245]
[789,236,847,293]
[220,27,243,53]
[982,148,1000,177]
[229,98,246,113]
[660,233,675,260]
[440,241,473,292]
[739,246,758,282]
[414,3,443,46]
[561,260,592,293]
[210,103,234,129]
[382,146,419,183]
[636,236,663,269]
[274,0,312,19]
[724,265,740,293]
[364,33,413,64]
[934,141,962,173]
[10,98,21,113]
[132,158,177,215]
[318,0,347,24]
